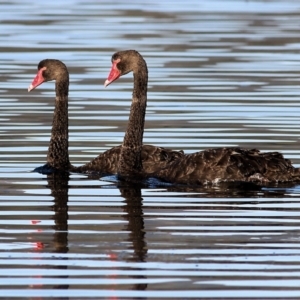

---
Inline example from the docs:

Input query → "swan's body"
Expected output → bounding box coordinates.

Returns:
[154,147,300,185]
[104,50,300,186]
[77,145,183,175]
[28,59,183,174]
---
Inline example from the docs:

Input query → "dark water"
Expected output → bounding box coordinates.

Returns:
[1,0,300,299]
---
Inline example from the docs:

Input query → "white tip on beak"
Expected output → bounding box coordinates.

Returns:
[28,84,34,92]
[104,79,110,88]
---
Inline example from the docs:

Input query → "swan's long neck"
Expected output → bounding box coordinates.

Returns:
[118,63,148,178]
[47,79,70,170]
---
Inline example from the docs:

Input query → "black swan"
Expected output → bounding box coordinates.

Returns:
[28,59,72,173]
[104,50,300,186]
[28,59,183,174]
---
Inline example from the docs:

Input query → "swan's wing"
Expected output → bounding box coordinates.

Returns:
[155,147,300,185]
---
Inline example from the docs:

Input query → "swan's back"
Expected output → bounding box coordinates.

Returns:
[155,147,300,185]
[76,146,121,175]
[76,145,184,175]
[141,145,184,173]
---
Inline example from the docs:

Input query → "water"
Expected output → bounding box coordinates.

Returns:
[1,0,300,298]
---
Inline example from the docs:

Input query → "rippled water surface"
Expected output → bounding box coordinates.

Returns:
[2,0,300,299]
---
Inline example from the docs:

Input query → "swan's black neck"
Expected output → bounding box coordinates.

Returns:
[47,78,70,170]
[117,60,148,179]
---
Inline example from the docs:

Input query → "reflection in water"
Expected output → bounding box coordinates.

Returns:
[120,186,148,292]
[166,181,300,198]
[42,176,149,294]
[49,173,69,254]
[48,172,69,292]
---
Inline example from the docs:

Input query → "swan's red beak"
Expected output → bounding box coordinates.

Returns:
[28,67,46,92]
[104,60,121,87]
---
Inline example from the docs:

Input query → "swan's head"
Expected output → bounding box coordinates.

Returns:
[28,59,69,92]
[104,50,146,87]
